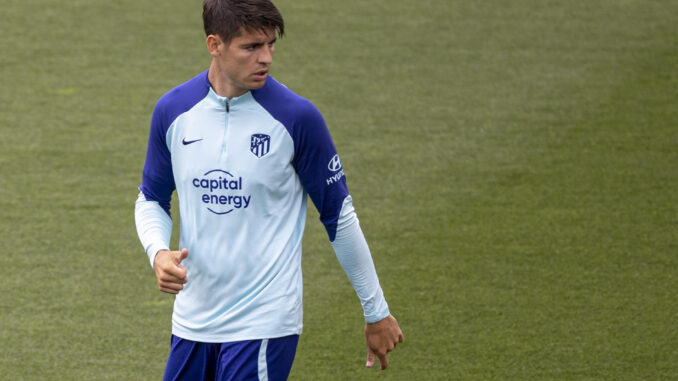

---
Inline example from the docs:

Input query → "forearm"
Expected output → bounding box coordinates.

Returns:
[135,191,172,268]
[331,196,390,323]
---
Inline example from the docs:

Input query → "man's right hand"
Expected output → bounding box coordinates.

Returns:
[153,248,189,294]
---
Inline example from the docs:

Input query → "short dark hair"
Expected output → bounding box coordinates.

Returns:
[203,0,284,44]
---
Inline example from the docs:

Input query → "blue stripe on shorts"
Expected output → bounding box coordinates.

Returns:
[163,334,299,381]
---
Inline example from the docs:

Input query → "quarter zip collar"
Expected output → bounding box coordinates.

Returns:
[207,86,255,112]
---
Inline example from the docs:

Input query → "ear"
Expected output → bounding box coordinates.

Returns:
[206,34,222,57]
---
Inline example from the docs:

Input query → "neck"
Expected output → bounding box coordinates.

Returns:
[207,60,247,98]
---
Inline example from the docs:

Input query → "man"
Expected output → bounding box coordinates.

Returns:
[135,0,403,379]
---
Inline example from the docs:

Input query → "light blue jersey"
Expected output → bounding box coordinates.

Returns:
[136,71,388,343]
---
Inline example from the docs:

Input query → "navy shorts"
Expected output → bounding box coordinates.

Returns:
[163,334,299,381]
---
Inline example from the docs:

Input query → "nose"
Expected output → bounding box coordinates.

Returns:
[258,45,274,65]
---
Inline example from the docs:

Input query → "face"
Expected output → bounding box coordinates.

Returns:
[208,27,276,98]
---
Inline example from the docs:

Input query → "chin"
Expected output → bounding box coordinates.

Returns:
[251,78,267,88]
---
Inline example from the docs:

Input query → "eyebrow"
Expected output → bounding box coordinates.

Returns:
[241,38,277,48]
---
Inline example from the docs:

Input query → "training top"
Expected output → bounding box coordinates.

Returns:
[135,71,389,343]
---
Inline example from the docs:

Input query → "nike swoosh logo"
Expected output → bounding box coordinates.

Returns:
[182,138,203,145]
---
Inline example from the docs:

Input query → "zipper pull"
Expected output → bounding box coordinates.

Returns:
[225,100,230,113]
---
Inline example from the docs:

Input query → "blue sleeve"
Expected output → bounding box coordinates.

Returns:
[139,98,175,216]
[253,79,349,241]
[290,103,349,241]
[139,71,211,215]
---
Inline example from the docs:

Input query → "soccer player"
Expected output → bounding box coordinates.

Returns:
[135,0,403,379]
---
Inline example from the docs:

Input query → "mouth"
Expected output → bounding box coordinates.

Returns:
[253,70,268,80]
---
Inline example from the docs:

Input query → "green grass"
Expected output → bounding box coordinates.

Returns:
[1,0,676,379]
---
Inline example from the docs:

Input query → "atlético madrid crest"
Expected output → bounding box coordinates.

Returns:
[250,134,270,158]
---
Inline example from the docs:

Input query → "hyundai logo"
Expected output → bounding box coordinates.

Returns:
[328,154,342,172]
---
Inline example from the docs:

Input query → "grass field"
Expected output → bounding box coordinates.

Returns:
[1,0,677,379]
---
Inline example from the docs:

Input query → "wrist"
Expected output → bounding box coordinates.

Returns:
[365,309,390,324]
[148,245,170,268]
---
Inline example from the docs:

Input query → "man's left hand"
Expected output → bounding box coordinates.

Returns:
[365,315,404,370]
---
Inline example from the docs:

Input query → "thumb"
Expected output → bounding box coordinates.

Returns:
[366,347,376,368]
[177,248,189,264]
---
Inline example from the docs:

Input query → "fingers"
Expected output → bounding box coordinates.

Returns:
[366,348,376,368]
[157,271,187,294]
[154,249,189,294]
[364,315,403,371]
[159,271,187,285]
[160,261,187,283]
[377,352,389,370]
[158,284,183,294]
[168,264,188,280]
[163,249,189,279]
[367,348,390,370]
[366,340,395,370]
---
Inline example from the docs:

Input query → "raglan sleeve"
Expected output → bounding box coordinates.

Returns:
[135,99,176,268]
[292,103,390,323]
[290,102,348,241]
